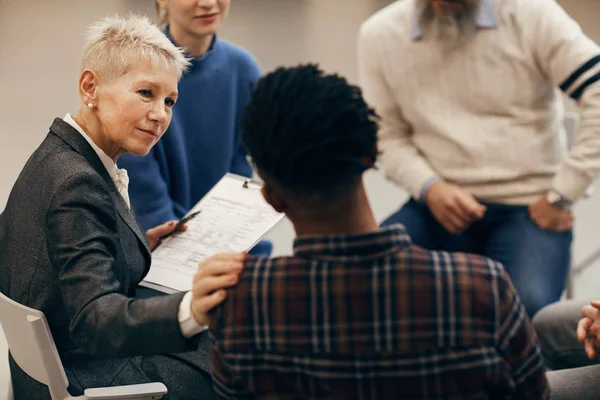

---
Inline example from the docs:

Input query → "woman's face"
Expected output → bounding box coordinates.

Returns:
[93,61,179,159]
[162,0,231,38]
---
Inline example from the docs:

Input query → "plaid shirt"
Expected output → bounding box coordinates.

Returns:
[209,225,549,399]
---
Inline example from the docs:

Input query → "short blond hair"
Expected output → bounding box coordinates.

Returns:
[82,14,189,81]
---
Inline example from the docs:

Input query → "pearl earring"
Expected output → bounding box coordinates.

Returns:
[87,103,94,109]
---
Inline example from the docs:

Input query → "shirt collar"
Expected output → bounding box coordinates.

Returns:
[412,0,497,41]
[293,224,412,261]
[63,113,118,180]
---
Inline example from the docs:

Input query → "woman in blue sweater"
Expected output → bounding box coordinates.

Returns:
[120,0,272,255]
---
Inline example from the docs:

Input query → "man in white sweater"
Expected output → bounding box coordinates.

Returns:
[358,0,600,318]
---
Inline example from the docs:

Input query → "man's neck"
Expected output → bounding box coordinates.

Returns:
[168,25,214,58]
[293,215,379,237]
[291,185,379,237]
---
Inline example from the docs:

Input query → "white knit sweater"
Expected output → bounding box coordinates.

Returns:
[358,0,600,204]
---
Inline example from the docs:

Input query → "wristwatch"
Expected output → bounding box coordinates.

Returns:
[546,190,572,211]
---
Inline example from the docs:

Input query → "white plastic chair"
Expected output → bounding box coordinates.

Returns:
[0,292,167,399]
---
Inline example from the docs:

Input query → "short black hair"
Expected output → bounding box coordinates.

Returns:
[242,64,379,202]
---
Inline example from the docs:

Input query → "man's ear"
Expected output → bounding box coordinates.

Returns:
[261,184,286,213]
[79,69,99,105]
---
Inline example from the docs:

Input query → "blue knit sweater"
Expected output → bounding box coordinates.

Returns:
[120,36,260,231]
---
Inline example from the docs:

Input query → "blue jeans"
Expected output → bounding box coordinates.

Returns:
[382,199,572,317]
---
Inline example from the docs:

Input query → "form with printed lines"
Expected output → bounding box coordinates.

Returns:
[142,173,284,293]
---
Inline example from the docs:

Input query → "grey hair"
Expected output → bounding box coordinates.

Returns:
[82,14,190,81]
[417,0,480,42]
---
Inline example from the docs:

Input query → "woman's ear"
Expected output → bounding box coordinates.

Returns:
[79,69,99,106]
[261,184,286,214]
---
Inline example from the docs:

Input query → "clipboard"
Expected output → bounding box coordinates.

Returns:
[140,173,284,293]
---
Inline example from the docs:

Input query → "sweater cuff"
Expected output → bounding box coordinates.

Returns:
[551,164,592,202]
[385,162,439,201]
[419,177,441,202]
[409,171,440,201]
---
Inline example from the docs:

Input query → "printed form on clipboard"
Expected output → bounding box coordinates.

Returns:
[142,173,285,293]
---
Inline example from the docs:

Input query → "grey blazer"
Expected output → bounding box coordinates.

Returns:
[0,119,205,397]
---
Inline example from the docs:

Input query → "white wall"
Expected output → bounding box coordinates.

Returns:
[0,0,155,207]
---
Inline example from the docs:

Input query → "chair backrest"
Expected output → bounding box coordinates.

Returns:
[0,292,70,399]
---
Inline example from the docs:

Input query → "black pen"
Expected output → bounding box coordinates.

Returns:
[161,210,202,240]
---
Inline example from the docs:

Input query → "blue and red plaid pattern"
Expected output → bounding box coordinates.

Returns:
[209,225,549,399]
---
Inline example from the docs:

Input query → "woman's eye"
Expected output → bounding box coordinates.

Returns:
[138,89,153,98]
[165,98,175,107]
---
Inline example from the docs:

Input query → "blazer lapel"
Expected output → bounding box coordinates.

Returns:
[49,118,152,261]
[111,191,152,262]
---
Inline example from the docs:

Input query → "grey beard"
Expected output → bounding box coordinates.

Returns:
[417,1,480,43]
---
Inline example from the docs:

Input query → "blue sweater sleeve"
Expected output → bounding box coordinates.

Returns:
[229,54,262,178]
[119,150,181,230]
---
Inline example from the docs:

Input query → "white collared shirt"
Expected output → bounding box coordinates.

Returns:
[63,113,130,208]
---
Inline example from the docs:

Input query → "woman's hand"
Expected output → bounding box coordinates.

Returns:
[146,220,187,251]
[190,252,246,326]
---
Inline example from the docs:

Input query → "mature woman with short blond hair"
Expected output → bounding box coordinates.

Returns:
[0,15,243,399]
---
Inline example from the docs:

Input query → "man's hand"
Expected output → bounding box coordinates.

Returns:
[146,220,187,251]
[577,300,600,360]
[528,193,573,232]
[190,252,246,326]
[424,180,486,234]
